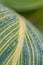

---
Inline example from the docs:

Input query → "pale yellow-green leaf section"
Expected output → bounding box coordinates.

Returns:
[0,4,43,65]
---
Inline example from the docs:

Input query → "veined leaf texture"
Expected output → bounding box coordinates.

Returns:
[0,4,43,65]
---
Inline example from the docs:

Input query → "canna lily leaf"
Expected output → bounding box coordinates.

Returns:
[0,0,43,12]
[0,4,43,65]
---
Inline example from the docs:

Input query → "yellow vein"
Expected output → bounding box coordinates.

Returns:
[29,24,42,46]
[26,32,34,65]
[2,42,17,65]
[12,17,26,65]
[0,32,19,56]
[27,28,38,65]
[17,51,21,65]
[0,25,19,44]
[0,21,19,36]
[26,36,31,65]
[0,14,14,21]
[4,17,26,65]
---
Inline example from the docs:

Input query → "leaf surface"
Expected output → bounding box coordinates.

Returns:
[0,4,43,65]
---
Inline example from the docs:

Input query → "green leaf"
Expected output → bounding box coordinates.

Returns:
[0,0,43,12]
[0,4,43,65]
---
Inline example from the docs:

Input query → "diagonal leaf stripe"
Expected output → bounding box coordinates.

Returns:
[0,4,43,65]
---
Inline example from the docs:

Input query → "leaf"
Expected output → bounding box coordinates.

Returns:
[0,0,43,12]
[0,4,43,65]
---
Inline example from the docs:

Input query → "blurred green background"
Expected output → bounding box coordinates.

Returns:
[0,0,43,32]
